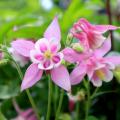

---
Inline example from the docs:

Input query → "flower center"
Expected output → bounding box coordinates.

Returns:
[95,69,105,80]
[44,50,52,59]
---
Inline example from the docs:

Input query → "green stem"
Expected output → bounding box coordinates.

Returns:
[90,87,99,99]
[12,60,41,120]
[90,90,117,99]
[76,102,79,120]
[54,85,58,114]
[46,75,52,120]
[84,80,90,120]
[1,46,41,119]
[55,89,64,120]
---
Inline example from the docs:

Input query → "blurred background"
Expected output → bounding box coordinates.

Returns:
[0,0,120,120]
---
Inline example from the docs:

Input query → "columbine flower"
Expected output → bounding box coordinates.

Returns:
[12,100,37,120]
[10,39,34,67]
[12,17,71,91]
[71,18,118,50]
[64,36,120,87]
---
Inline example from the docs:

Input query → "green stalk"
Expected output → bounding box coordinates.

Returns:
[76,102,79,120]
[83,79,90,120]
[46,75,52,120]
[12,60,41,120]
[55,89,64,120]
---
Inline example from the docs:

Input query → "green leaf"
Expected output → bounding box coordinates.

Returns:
[0,111,6,120]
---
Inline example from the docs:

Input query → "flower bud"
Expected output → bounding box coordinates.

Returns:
[113,66,120,83]
[0,59,9,66]
[71,43,84,52]
[66,33,73,46]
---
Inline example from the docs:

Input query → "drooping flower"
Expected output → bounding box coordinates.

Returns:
[71,18,118,50]
[64,36,120,87]
[12,17,71,91]
[9,39,34,67]
[12,100,37,120]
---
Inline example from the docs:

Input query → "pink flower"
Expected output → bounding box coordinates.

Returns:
[12,17,71,91]
[13,100,37,120]
[64,36,120,87]
[10,39,34,67]
[71,18,118,50]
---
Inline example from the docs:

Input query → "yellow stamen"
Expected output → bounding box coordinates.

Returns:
[95,69,105,80]
[44,50,52,59]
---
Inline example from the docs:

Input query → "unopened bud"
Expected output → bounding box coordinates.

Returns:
[66,33,73,46]
[113,67,120,83]
[72,43,84,52]
[77,90,85,101]
[0,59,9,66]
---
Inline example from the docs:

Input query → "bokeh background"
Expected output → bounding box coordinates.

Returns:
[0,0,120,120]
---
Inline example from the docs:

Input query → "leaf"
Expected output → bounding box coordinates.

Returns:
[0,111,6,120]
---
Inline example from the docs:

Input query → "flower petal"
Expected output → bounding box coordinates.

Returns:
[35,38,49,53]
[91,74,102,87]
[21,63,43,91]
[94,35,111,57]
[51,65,71,91]
[62,47,82,63]
[11,39,34,57]
[30,50,44,63]
[105,56,120,66]
[70,63,86,85]
[38,60,53,70]
[94,25,118,33]
[44,16,61,42]
[103,68,113,82]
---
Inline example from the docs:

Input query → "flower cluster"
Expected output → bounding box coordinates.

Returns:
[63,18,120,87]
[10,17,120,91]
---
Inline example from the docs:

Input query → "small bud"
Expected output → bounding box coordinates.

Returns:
[66,33,73,46]
[77,90,85,101]
[0,59,9,66]
[113,67,120,83]
[71,43,84,52]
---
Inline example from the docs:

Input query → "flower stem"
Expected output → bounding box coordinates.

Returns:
[54,85,58,114]
[46,75,52,120]
[55,89,64,120]
[84,79,90,120]
[76,102,79,120]
[12,60,41,120]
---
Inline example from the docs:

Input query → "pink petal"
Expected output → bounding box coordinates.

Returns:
[38,60,54,70]
[94,25,118,33]
[11,39,34,57]
[35,38,49,53]
[51,65,71,91]
[50,38,61,53]
[103,68,113,82]
[91,74,102,87]
[94,35,111,57]
[44,16,61,42]
[52,52,64,68]
[88,32,106,49]
[70,63,86,85]
[105,56,120,66]
[30,50,44,63]
[21,64,43,91]
[62,48,81,63]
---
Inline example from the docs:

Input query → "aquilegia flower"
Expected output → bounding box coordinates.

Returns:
[71,18,118,50]
[64,36,120,87]
[12,100,37,120]
[12,17,71,91]
[10,39,34,67]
